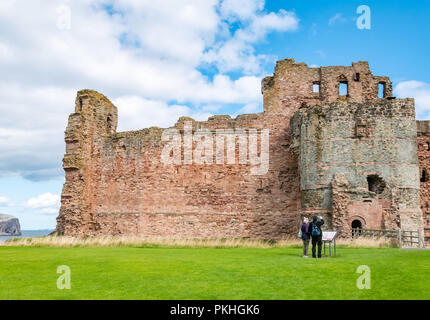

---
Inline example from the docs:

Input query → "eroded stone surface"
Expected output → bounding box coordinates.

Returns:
[291,100,422,240]
[54,59,428,244]
[417,121,430,243]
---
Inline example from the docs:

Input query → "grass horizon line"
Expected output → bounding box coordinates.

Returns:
[2,235,399,249]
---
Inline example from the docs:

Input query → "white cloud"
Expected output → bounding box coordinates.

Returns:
[0,84,73,180]
[233,103,262,117]
[204,2,299,74]
[24,193,61,215]
[220,0,265,21]
[395,81,430,119]
[0,0,299,181]
[328,13,347,25]
[114,96,213,131]
[0,42,14,60]
[0,196,9,205]
[201,104,222,112]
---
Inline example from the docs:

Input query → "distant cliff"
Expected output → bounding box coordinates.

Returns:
[0,214,21,236]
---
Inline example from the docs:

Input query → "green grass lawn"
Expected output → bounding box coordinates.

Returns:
[0,245,429,300]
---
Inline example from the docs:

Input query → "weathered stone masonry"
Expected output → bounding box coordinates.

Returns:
[55,58,429,243]
[417,121,430,243]
[291,100,423,239]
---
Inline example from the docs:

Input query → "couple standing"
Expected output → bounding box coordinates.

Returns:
[300,216,324,258]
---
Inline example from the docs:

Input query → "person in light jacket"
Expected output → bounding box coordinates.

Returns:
[300,217,310,258]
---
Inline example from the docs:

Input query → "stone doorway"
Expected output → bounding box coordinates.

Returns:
[352,219,363,236]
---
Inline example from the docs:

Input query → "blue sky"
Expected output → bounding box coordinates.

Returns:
[263,0,430,83]
[0,0,429,229]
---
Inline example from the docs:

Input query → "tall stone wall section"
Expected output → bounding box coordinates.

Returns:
[55,58,426,242]
[417,121,430,243]
[56,89,301,239]
[290,100,424,239]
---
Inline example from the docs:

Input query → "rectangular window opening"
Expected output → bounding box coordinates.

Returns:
[378,83,385,98]
[339,82,348,96]
[313,82,320,93]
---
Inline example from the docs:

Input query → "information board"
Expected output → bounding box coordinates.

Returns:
[322,231,338,241]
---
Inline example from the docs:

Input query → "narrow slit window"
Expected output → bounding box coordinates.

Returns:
[339,82,348,96]
[107,115,112,133]
[378,83,385,98]
[421,169,428,183]
[313,82,320,93]
[354,73,360,81]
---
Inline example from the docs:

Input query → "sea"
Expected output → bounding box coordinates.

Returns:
[0,230,54,242]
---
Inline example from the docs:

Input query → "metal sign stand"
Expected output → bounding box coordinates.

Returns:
[322,231,338,257]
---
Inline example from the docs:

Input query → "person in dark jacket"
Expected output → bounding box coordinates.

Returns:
[308,215,324,258]
[300,217,310,257]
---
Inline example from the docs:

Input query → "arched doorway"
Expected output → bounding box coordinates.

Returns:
[351,220,363,237]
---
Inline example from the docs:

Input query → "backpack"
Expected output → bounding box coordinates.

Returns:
[311,223,321,237]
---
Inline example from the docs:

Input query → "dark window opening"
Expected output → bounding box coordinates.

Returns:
[367,175,386,194]
[352,220,362,229]
[427,142,430,151]
[107,115,112,133]
[339,82,348,96]
[313,82,320,93]
[354,73,360,81]
[378,82,385,98]
[352,220,363,237]
[78,98,83,112]
[421,169,428,183]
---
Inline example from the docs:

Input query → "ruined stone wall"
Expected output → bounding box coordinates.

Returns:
[290,99,424,238]
[417,121,430,243]
[57,92,118,235]
[262,59,392,116]
[56,89,301,239]
[56,58,424,241]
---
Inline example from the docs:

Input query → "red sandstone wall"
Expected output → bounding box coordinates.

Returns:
[91,115,300,239]
[417,121,430,243]
[56,93,302,239]
[56,59,401,240]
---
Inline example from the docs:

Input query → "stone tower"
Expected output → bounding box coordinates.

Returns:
[56,90,118,235]
[55,59,428,244]
[281,60,424,241]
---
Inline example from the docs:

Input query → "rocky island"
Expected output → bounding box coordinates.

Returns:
[0,214,21,236]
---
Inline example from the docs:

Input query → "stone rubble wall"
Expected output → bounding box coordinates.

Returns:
[417,120,430,244]
[290,98,424,239]
[55,59,426,242]
[56,91,301,238]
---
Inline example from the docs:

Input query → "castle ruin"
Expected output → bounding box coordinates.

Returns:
[55,59,430,244]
